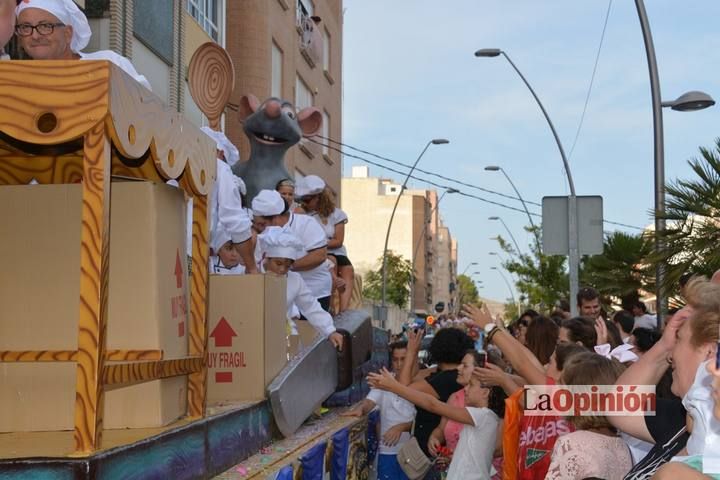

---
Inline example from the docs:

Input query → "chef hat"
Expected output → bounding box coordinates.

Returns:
[17,0,92,53]
[251,189,285,217]
[210,223,231,254]
[295,175,325,197]
[200,127,240,167]
[233,175,247,196]
[259,226,303,261]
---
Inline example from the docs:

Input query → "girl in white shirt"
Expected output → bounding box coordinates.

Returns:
[258,226,343,351]
[368,350,504,480]
[296,175,354,312]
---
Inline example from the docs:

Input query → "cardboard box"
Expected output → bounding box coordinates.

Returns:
[0,182,188,432]
[207,274,287,404]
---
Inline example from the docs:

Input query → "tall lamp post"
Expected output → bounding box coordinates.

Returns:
[485,165,541,250]
[492,266,521,317]
[476,48,580,316]
[381,138,449,327]
[409,187,459,313]
[488,216,522,254]
[634,0,715,327]
[460,262,479,276]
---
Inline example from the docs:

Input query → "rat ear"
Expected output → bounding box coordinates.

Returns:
[297,107,322,137]
[238,94,260,122]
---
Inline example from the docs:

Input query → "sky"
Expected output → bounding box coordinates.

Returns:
[340,0,720,305]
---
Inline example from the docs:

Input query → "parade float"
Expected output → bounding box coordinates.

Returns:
[0,44,379,479]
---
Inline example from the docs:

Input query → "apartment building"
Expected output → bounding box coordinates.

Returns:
[225,0,343,196]
[342,166,457,314]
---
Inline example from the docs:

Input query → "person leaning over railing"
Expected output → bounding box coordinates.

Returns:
[14,0,150,89]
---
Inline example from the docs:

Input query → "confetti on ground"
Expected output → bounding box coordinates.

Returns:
[234,466,248,476]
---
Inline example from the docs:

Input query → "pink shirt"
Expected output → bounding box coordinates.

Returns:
[443,389,465,451]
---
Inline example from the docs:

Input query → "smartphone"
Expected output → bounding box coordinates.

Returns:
[478,351,487,368]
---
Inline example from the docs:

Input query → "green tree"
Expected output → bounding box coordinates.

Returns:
[581,231,652,307]
[645,139,720,298]
[363,251,414,308]
[456,274,480,308]
[495,226,568,308]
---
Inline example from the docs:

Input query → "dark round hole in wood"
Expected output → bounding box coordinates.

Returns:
[37,112,58,134]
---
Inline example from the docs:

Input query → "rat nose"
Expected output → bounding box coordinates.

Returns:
[264,100,281,119]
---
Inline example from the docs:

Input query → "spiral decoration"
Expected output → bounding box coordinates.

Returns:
[188,43,235,129]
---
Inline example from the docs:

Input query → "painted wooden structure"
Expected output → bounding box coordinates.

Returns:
[0,60,216,454]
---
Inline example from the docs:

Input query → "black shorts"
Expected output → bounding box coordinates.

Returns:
[329,254,352,267]
[299,296,331,319]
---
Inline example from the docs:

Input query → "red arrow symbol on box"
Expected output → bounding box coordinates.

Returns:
[210,317,237,348]
[174,249,183,288]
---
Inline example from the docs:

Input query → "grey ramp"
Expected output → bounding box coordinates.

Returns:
[267,333,338,437]
[267,311,373,437]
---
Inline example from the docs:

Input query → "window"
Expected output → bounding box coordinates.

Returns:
[322,28,330,72]
[295,75,313,110]
[187,0,222,43]
[271,41,283,98]
[321,109,330,156]
[297,0,313,18]
[134,0,174,64]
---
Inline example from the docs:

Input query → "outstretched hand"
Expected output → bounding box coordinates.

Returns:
[367,367,399,392]
[461,303,493,329]
[406,328,424,353]
[594,317,608,346]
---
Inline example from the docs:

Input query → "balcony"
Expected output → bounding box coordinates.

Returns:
[296,10,322,67]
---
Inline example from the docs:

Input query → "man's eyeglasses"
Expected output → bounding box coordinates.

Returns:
[15,23,66,37]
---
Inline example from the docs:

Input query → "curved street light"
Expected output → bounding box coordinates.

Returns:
[461,261,479,276]
[634,0,715,326]
[491,266,521,317]
[476,48,580,316]
[380,138,449,325]
[485,165,541,251]
[488,216,521,255]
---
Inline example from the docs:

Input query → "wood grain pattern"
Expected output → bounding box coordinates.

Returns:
[0,350,161,362]
[187,43,235,130]
[106,67,216,195]
[103,357,204,388]
[0,350,78,362]
[0,155,84,184]
[104,350,163,361]
[73,122,111,454]
[0,61,216,194]
[185,181,210,419]
[0,61,109,145]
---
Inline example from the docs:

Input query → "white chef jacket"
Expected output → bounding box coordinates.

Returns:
[281,213,332,299]
[209,160,252,251]
[307,208,349,257]
[208,255,246,275]
[79,50,151,91]
[286,271,335,337]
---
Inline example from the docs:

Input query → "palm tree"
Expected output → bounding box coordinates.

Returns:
[581,231,652,307]
[645,139,720,298]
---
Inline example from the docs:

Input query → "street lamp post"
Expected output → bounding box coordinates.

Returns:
[380,138,449,327]
[488,216,522,254]
[492,266,521,317]
[476,48,580,316]
[460,262,479,276]
[409,188,459,313]
[485,165,541,251]
[634,0,715,327]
